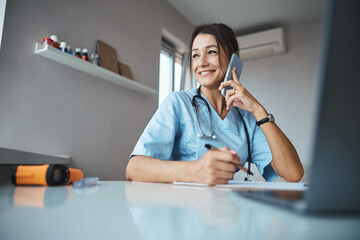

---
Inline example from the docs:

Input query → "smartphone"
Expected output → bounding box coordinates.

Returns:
[221,53,243,97]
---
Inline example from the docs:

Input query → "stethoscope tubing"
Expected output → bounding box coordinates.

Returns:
[192,86,252,178]
[192,94,216,139]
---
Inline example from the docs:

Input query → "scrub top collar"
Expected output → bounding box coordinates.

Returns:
[195,89,238,130]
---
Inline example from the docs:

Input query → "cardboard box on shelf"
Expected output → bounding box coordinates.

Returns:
[118,61,133,80]
[96,40,119,74]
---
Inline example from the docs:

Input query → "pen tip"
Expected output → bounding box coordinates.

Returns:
[204,144,211,150]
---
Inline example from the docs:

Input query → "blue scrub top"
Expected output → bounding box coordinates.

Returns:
[131,88,277,181]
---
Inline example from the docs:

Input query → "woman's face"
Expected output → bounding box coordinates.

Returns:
[192,33,229,89]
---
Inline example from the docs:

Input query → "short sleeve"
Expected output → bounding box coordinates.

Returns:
[251,125,278,181]
[130,93,179,160]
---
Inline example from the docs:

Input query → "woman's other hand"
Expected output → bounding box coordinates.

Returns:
[192,147,240,186]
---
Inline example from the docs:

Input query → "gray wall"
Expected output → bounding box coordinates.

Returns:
[0,0,193,181]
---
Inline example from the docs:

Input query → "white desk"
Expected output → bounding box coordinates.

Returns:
[0,181,359,240]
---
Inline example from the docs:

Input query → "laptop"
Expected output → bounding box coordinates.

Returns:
[235,0,360,214]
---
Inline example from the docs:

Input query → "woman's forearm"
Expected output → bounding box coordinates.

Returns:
[126,155,195,183]
[261,122,304,182]
[127,148,240,185]
[253,107,304,182]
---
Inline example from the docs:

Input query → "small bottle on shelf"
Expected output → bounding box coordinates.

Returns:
[42,38,54,47]
[50,35,60,49]
[68,45,73,55]
[75,48,82,58]
[59,42,68,53]
[90,50,99,65]
[81,48,89,61]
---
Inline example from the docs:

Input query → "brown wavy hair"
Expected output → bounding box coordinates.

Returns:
[189,23,239,71]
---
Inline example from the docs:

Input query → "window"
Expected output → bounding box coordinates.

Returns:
[159,38,192,105]
[0,0,7,50]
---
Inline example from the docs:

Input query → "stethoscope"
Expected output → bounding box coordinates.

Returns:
[192,86,253,180]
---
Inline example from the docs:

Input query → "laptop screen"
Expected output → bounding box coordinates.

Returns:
[306,0,360,212]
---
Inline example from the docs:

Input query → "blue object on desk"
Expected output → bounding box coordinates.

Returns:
[73,177,98,188]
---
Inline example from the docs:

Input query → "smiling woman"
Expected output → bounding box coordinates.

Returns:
[126,23,304,185]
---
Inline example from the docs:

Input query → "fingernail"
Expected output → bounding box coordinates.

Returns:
[230,150,237,154]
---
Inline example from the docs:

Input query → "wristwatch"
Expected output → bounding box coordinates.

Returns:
[256,113,275,126]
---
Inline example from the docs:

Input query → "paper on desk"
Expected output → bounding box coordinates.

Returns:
[173,180,308,191]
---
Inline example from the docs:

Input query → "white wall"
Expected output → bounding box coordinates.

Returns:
[0,0,193,181]
[240,20,322,179]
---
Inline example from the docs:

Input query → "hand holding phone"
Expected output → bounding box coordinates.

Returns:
[221,53,243,97]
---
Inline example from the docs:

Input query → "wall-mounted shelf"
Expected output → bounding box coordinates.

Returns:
[0,146,70,164]
[34,42,158,96]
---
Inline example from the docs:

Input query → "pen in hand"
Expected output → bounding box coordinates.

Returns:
[204,144,254,176]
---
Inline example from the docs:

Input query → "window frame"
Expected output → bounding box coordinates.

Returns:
[159,38,187,105]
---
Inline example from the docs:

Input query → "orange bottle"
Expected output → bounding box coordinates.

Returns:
[82,48,89,61]
[50,35,60,49]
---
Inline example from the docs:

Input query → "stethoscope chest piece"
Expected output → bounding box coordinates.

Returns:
[197,133,216,139]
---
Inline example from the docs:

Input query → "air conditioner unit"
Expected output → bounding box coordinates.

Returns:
[237,27,286,61]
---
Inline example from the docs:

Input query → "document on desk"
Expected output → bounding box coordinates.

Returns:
[173,180,308,191]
